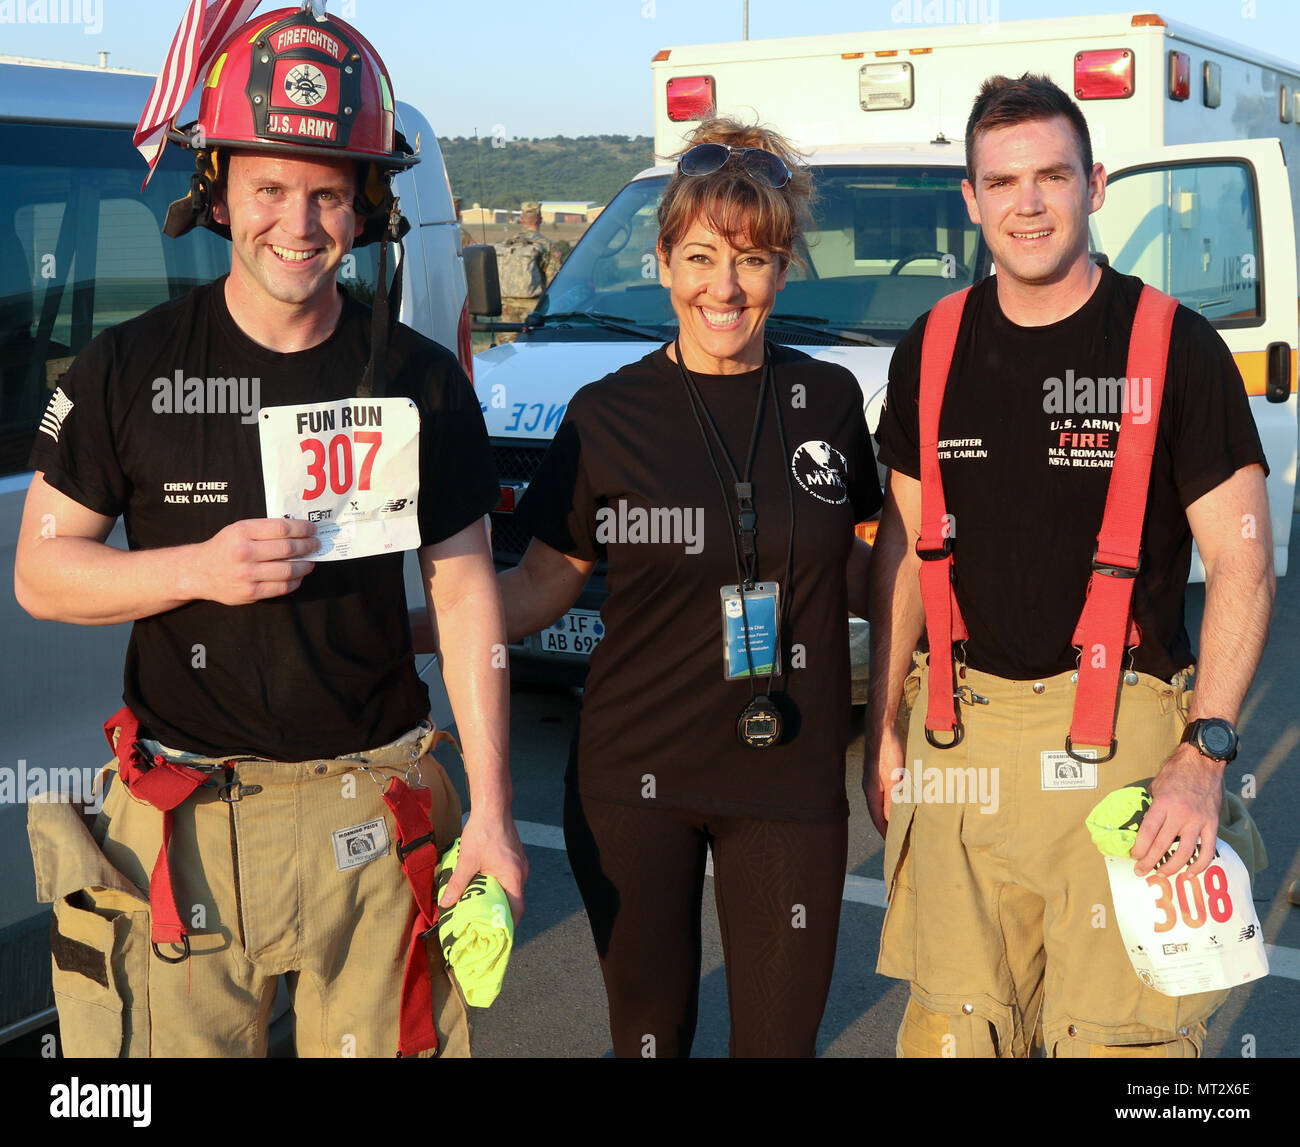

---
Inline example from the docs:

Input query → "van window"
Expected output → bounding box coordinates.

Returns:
[1091,160,1262,327]
[534,165,981,343]
[0,122,383,477]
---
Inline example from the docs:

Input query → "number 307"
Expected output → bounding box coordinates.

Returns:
[300,432,382,500]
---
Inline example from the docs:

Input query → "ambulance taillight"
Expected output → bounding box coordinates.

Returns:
[1074,49,1134,100]
[666,76,714,122]
[1168,51,1191,101]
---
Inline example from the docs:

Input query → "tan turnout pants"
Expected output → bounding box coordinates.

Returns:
[878,654,1265,1058]
[28,721,471,1058]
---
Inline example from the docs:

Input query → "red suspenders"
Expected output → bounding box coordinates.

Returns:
[103,707,451,1057]
[381,771,444,1058]
[916,284,1179,759]
[104,706,217,963]
[916,287,973,747]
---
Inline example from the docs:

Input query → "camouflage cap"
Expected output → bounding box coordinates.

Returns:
[521,201,542,213]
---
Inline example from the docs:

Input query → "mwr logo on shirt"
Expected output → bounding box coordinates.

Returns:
[791,440,848,505]
[39,386,74,443]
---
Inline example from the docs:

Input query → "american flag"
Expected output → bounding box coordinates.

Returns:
[133,0,265,188]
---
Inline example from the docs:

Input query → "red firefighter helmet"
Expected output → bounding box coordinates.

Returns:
[187,6,416,169]
[164,5,417,245]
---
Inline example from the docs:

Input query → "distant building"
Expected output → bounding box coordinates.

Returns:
[462,204,509,224]
[540,201,598,224]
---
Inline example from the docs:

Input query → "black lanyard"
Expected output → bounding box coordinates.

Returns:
[673,340,797,690]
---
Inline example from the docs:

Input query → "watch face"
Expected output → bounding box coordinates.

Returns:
[1202,721,1235,756]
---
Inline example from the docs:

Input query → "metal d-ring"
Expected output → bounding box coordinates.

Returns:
[1065,734,1117,764]
[924,722,965,749]
[152,936,190,964]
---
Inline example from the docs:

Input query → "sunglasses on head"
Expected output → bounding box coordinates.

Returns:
[677,143,793,189]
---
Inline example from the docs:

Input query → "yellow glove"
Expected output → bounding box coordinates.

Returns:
[1085,785,1152,858]
[434,837,514,1008]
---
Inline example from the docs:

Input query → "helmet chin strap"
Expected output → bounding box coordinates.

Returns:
[356,197,407,400]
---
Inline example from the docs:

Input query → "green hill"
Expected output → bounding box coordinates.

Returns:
[439,135,656,212]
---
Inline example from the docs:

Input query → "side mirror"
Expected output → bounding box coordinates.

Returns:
[463,244,502,317]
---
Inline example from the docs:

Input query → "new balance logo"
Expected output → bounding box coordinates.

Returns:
[39,387,74,443]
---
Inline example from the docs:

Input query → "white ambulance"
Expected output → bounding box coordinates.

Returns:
[479,11,1300,690]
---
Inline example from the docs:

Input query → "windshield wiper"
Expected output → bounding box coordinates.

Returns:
[528,311,664,341]
[766,315,888,347]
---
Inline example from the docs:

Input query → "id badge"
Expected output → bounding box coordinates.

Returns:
[720,582,781,680]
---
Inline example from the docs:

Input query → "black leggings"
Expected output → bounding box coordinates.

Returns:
[563,785,848,1058]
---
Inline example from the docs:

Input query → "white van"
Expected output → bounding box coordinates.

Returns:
[479,11,1299,692]
[0,55,474,1044]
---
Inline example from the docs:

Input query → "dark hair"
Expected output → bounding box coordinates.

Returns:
[657,117,812,269]
[964,73,1094,182]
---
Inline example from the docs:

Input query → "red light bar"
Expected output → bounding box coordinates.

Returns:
[666,75,715,122]
[1075,48,1134,100]
[1168,50,1190,100]
[456,299,474,386]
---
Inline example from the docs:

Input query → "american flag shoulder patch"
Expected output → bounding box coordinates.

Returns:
[39,387,75,443]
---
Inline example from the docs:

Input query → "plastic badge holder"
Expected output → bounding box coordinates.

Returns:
[719,582,780,680]
[1104,838,1268,996]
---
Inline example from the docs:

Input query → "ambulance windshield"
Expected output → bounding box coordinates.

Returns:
[535,165,984,344]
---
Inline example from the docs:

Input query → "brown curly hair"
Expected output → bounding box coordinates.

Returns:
[657,117,812,269]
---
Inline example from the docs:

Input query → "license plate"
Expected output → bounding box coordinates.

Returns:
[537,609,604,657]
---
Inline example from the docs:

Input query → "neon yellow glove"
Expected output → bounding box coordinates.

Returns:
[434,837,514,1007]
[1085,785,1152,858]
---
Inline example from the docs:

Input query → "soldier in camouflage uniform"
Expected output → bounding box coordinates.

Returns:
[495,202,563,344]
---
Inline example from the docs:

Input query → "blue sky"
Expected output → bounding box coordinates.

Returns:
[1,0,1296,138]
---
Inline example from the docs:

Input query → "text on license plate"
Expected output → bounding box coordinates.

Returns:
[540,610,604,656]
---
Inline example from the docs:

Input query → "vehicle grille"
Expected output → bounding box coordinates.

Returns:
[493,441,547,483]
[490,440,548,562]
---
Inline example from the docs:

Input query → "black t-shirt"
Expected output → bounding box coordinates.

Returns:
[518,343,882,822]
[875,267,1267,682]
[30,279,498,759]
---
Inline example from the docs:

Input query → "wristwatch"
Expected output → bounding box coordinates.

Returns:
[1180,718,1239,763]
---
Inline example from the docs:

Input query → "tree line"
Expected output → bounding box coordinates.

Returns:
[439,135,657,212]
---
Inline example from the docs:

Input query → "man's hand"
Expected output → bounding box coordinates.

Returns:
[863,470,926,839]
[420,520,521,922]
[1132,743,1224,878]
[15,474,320,624]
[438,810,528,924]
[191,518,319,605]
[864,723,906,838]
[1131,464,1270,881]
